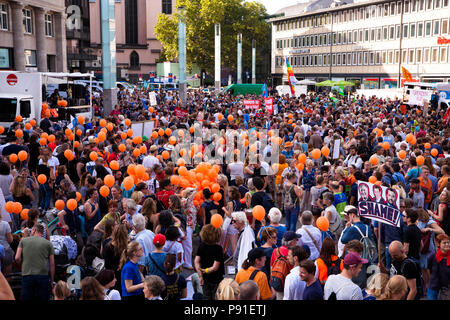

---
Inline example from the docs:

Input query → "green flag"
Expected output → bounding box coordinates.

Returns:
[329,93,338,103]
[338,86,345,96]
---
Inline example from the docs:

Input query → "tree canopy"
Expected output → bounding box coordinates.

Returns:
[154,0,270,76]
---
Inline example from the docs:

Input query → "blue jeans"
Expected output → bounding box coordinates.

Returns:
[39,183,52,211]
[285,206,299,232]
[21,275,51,301]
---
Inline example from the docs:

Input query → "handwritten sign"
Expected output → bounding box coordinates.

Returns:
[243,99,261,110]
[357,181,401,227]
[174,107,189,118]
[264,98,273,114]
[409,89,431,107]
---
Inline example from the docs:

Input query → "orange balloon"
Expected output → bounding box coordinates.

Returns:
[149,107,154,113]
[316,216,329,231]
[152,131,158,139]
[165,128,172,136]
[64,149,73,160]
[118,144,126,152]
[133,149,141,158]
[321,146,330,157]
[162,151,170,160]
[140,145,147,155]
[211,183,220,193]
[298,153,307,164]
[20,209,29,220]
[171,175,181,185]
[311,149,321,160]
[100,185,110,197]
[132,136,140,145]
[24,123,32,130]
[47,134,55,143]
[211,214,223,229]
[369,155,378,166]
[98,131,106,142]
[416,155,425,166]
[120,132,127,140]
[0,126,4,134]
[189,127,194,134]
[382,141,390,150]
[169,136,177,145]
[135,165,146,178]
[296,162,305,172]
[77,115,85,125]
[16,115,23,122]
[67,199,77,211]
[37,174,47,184]
[177,158,186,167]
[125,119,131,126]
[99,119,107,127]
[39,137,47,146]
[9,154,18,163]
[30,119,36,126]
[431,148,438,157]
[375,181,382,186]
[104,175,115,188]
[5,201,14,214]
[252,205,265,221]
[76,192,82,202]
[127,164,136,176]
[76,129,82,136]
[18,150,27,162]
[368,176,377,184]
[55,200,65,211]
[123,176,134,190]
[107,123,114,132]
[158,128,164,136]
[228,115,234,122]
[67,134,75,141]
[178,166,188,176]
[15,129,23,138]
[213,192,222,202]
[424,143,431,149]
[405,134,414,143]
[90,151,98,161]
[110,160,119,171]
[398,150,406,160]
[13,202,22,214]
[127,129,133,137]
[65,128,72,136]
[410,137,417,145]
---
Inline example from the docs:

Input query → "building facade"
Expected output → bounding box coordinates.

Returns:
[88,0,175,83]
[0,0,67,72]
[270,0,450,88]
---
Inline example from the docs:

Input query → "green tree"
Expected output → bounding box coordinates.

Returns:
[154,0,270,77]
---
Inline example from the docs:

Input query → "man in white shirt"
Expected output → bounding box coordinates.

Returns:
[283,245,308,300]
[323,252,366,300]
[143,145,160,170]
[296,211,322,261]
[343,146,363,170]
[131,214,155,272]
[39,146,59,173]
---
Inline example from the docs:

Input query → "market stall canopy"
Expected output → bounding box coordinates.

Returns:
[334,80,355,86]
[223,84,264,96]
[298,79,317,85]
[315,80,336,87]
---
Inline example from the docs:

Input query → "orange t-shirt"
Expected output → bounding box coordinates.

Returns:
[235,266,272,300]
[419,177,433,204]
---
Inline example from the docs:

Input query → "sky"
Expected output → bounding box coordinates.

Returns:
[253,0,309,14]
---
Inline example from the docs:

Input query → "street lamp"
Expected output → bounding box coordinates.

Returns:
[178,6,187,107]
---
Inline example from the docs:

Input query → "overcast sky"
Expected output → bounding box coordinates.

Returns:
[253,0,309,14]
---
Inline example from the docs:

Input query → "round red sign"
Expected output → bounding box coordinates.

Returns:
[6,74,18,86]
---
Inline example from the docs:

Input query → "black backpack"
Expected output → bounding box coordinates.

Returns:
[325,257,342,278]
[164,274,180,300]
[262,193,275,214]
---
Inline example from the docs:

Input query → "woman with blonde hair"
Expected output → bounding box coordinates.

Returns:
[10,174,34,209]
[363,273,390,300]
[53,280,71,300]
[378,275,408,300]
[119,241,145,300]
[216,278,240,300]
[131,191,144,208]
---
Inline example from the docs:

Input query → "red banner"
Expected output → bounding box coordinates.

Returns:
[243,99,261,110]
[264,98,273,114]
[174,107,189,118]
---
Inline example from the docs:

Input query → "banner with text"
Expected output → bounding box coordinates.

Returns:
[174,107,189,118]
[264,98,273,114]
[357,181,401,227]
[243,99,261,110]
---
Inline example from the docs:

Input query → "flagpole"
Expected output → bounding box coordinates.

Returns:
[378,224,382,266]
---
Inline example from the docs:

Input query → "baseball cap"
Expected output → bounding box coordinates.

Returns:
[247,247,266,261]
[153,234,166,246]
[343,205,358,215]
[344,252,368,266]
[142,136,149,142]
[410,178,420,184]
[283,231,301,242]
[150,145,158,152]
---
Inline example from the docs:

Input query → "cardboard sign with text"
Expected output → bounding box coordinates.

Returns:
[243,99,261,110]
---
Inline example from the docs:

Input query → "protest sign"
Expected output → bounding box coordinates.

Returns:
[243,99,261,110]
[149,92,157,106]
[408,89,431,107]
[357,181,401,227]
[264,98,273,114]
[174,107,189,118]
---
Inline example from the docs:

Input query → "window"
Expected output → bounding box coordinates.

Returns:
[433,20,440,35]
[420,0,425,10]
[353,52,357,65]
[389,50,394,64]
[130,51,139,69]
[378,4,383,16]
[366,7,370,19]
[360,7,364,19]
[425,21,432,36]
[45,14,53,36]
[341,53,345,65]
[411,0,417,11]
[126,0,138,44]
[365,29,369,42]
[382,51,387,64]
[0,3,8,30]
[343,32,347,44]
[397,1,402,14]
[442,19,448,35]
[396,25,401,39]
[318,55,322,66]
[431,47,438,62]
[395,50,400,64]
[162,0,172,14]
[418,22,423,37]
[369,52,374,65]
[403,24,409,38]
[359,30,363,42]
[408,49,415,63]
[349,10,353,21]
[444,0,449,7]
[364,52,369,65]
[23,8,32,34]
[384,3,389,16]
[440,47,447,63]
[377,28,381,41]
[353,31,357,42]
[24,50,36,66]
[391,2,396,14]
[410,23,416,37]
[348,31,352,43]
[402,49,407,63]
[383,27,388,40]
[358,52,362,65]
[338,32,342,44]
[347,53,351,65]
[371,29,375,41]
[427,0,433,9]
[416,48,422,63]
[405,0,410,12]
[424,47,430,62]
[435,0,441,8]
[390,26,395,39]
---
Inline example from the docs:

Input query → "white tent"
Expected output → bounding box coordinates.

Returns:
[298,79,317,85]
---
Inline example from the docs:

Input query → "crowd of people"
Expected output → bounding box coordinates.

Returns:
[0,83,449,301]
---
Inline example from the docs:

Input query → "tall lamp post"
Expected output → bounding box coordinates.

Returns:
[101,0,117,116]
[178,6,187,107]
[237,33,242,84]
[252,39,256,84]
[215,23,221,94]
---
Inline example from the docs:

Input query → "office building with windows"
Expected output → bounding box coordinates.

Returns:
[0,0,67,72]
[270,0,450,88]
[88,0,175,83]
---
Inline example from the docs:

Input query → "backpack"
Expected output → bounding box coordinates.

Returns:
[262,193,275,214]
[270,248,290,292]
[164,274,180,300]
[354,224,378,264]
[284,185,298,210]
[324,257,342,278]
